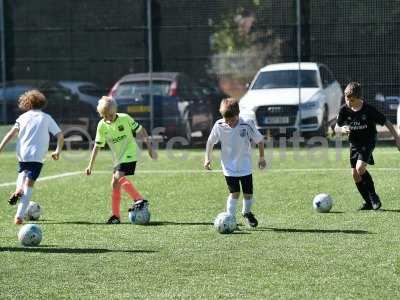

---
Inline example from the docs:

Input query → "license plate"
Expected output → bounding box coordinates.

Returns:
[389,104,398,110]
[264,116,289,124]
[127,105,150,113]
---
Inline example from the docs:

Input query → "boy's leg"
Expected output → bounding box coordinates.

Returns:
[224,176,240,216]
[356,160,380,210]
[110,171,123,222]
[240,175,258,228]
[8,171,26,205]
[119,177,144,201]
[352,167,372,210]
[15,178,34,224]
[227,193,239,216]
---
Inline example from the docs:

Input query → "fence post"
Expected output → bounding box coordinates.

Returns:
[0,0,6,124]
[147,0,154,134]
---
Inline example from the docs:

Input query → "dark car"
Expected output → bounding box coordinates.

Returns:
[0,80,98,141]
[58,80,106,114]
[109,72,214,143]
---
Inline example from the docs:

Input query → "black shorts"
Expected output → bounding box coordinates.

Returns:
[225,174,253,194]
[18,162,43,181]
[113,162,137,176]
[350,144,375,168]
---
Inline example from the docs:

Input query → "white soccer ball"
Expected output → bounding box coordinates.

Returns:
[313,193,333,213]
[25,201,42,221]
[18,224,42,246]
[213,212,237,234]
[128,201,151,225]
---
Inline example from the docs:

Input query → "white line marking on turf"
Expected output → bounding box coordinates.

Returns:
[0,171,81,188]
[1,168,398,188]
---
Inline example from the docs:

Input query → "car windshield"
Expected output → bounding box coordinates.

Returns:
[252,70,319,89]
[114,81,171,99]
[78,84,104,97]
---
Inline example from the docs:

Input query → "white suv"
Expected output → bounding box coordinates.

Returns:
[239,62,343,137]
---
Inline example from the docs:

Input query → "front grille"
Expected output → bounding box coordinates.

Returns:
[256,105,298,126]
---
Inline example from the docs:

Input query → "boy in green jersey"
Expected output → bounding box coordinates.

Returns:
[85,96,157,224]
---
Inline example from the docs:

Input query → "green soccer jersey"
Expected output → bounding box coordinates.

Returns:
[95,113,142,164]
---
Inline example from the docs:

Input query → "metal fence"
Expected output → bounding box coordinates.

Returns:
[1,0,399,142]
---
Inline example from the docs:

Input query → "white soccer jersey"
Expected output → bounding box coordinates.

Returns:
[207,118,264,176]
[14,110,61,162]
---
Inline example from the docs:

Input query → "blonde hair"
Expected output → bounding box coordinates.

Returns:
[97,96,117,117]
[219,98,240,118]
[18,90,47,111]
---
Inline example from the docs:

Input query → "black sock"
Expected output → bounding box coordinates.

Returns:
[355,180,371,204]
[361,171,376,196]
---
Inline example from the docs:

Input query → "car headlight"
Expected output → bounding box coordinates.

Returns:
[300,100,320,110]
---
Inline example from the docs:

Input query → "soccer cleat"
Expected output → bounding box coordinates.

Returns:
[14,217,23,225]
[242,212,258,228]
[129,199,148,212]
[358,202,373,211]
[370,194,382,210]
[106,215,121,224]
[8,191,22,206]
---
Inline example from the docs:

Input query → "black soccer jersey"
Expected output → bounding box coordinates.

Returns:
[336,102,386,146]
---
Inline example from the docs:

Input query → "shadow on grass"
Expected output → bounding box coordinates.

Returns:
[0,246,156,254]
[255,227,373,234]
[37,220,215,226]
[38,221,119,225]
[380,209,400,213]
[147,221,213,226]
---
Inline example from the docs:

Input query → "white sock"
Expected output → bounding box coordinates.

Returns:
[15,185,32,220]
[226,196,238,216]
[16,172,26,192]
[242,198,254,215]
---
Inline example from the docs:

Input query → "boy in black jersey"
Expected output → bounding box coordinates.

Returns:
[335,82,400,210]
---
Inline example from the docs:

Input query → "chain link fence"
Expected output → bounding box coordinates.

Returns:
[1,0,399,144]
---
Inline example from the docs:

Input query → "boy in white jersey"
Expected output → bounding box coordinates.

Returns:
[0,90,64,224]
[204,98,266,227]
[85,96,157,224]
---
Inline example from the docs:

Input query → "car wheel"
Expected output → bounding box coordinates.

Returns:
[317,107,329,137]
[184,119,192,144]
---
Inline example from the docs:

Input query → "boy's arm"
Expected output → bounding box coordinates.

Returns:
[204,138,214,170]
[257,140,266,169]
[136,126,157,160]
[85,146,100,175]
[385,121,400,151]
[0,127,19,153]
[51,132,64,160]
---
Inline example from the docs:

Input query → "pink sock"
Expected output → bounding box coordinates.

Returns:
[112,188,121,218]
[119,177,143,201]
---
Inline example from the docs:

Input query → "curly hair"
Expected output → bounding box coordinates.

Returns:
[344,82,362,99]
[18,90,47,111]
[219,97,240,118]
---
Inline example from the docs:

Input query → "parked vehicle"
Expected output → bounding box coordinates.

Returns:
[397,100,400,134]
[109,72,214,142]
[373,92,399,124]
[58,80,105,113]
[195,77,228,122]
[239,62,343,137]
[0,80,97,141]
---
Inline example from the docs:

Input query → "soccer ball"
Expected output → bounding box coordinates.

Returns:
[313,193,333,213]
[213,212,237,234]
[25,201,42,221]
[18,224,43,246]
[128,200,151,225]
